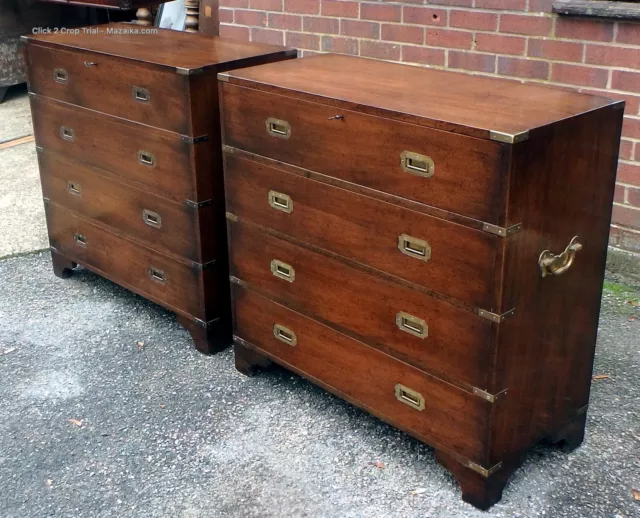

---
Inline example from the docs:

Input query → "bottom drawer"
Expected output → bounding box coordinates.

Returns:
[233,285,490,463]
[46,203,219,320]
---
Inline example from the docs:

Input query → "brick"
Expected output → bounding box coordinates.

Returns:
[449,51,496,73]
[551,63,608,88]
[425,28,473,49]
[321,35,359,55]
[360,40,401,61]
[528,0,552,12]
[617,23,640,45]
[617,161,640,184]
[219,9,234,23]
[381,24,423,44]
[620,140,634,161]
[579,90,640,116]
[268,13,302,30]
[321,0,358,18]
[284,0,319,14]
[475,33,525,55]
[402,6,447,27]
[450,10,497,31]
[609,225,640,253]
[629,186,640,208]
[250,0,282,10]
[612,204,640,229]
[251,27,284,45]
[303,16,339,33]
[500,14,552,36]
[401,46,446,66]
[220,24,250,40]
[286,31,321,49]
[361,3,401,22]
[623,116,640,140]
[476,0,526,10]
[635,144,640,162]
[612,71,640,94]
[235,9,267,26]
[528,39,583,62]
[555,18,614,42]
[498,56,549,79]
[220,0,248,7]
[425,0,471,5]
[586,45,640,69]
[340,19,379,39]
[614,184,626,204]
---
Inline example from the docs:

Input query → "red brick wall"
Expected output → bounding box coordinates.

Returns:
[219,1,640,255]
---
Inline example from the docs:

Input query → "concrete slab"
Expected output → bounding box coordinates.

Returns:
[0,252,638,518]
[0,84,33,143]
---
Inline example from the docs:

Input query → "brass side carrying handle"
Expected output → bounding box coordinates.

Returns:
[398,234,431,262]
[142,209,162,229]
[396,311,428,339]
[273,323,297,346]
[538,236,582,278]
[53,68,68,84]
[137,150,156,168]
[132,86,151,103]
[67,181,81,196]
[148,266,167,284]
[73,233,87,248]
[271,259,295,282]
[394,384,425,411]
[60,126,75,142]
[266,117,291,139]
[400,151,435,178]
[268,190,293,214]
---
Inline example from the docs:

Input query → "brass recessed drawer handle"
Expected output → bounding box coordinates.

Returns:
[142,209,162,229]
[268,190,293,214]
[266,117,291,139]
[67,181,81,196]
[53,68,68,84]
[396,312,428,339]
[148,266,167,284]
[400,151,435,178]
[394,384,425,411]
[538,236,582,278]
[398,234,431,262]
[73,233,87,248]
[271,259,295,282]
[84,61,97,68]
[137,150,156,167]
[273,323,297,346]
[60,126,75,142]
[132,86,151,103]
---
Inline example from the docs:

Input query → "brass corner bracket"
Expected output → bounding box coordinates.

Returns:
[218,72,231,82]
[489,130,529,144]
[477,307,515,323]
[482,222,522,237]
[472,387,507,403]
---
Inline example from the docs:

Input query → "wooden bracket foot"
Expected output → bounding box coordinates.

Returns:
[234,342,272,376]
[549,413,587,453]
[178,316,231,355]
[51,249,76,279]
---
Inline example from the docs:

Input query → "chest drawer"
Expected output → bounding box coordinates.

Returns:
[25,44,191,135]
[233,285,489,463]
[31,95,201,201]
[221,84,504,223]
[229,222,491,388]
[225,153,497,309]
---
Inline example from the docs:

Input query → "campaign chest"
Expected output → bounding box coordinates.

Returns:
[23,23,295,353]
[219,54,624,509]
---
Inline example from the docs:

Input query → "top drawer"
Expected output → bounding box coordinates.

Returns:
[221,84,504,224]
[25,44,191,135]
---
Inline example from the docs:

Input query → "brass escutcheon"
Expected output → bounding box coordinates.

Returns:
[538,236,582,278]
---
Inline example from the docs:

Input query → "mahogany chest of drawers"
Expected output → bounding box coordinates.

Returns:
[219,54,624,509]
[23,23,295,353]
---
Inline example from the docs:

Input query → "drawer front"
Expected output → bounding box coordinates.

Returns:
[46,204,205,319]
[26,44,191,135]
[225,154,497,309]
[229,222,491,388]
[221,84,504,223]
[233,286,489,463]
[31,95,196,201]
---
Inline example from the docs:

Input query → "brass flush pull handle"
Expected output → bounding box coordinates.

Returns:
[538,236,582,278]
[53,68,68,84]
[137,150,156,167]
[268,190,293,214]
[60,126,75,142]
[400,151,435,178]
[132,86,151,103]
[271,259,295,282]
[273,323,297,346]
[394,384,425,411]
[396,312,428,339]
[327,114,344,121]
[148,266,167,284]
[142,209,162,229]
[84,61,97,67]
[265,117,291,139]
[67,181,81,196]
[73,233,87,248]
[398,234,431,262]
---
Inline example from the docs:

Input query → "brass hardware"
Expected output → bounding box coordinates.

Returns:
[53,68,68,84]
[67,181,81,196]
[142,209,162,229]
[226,212,238,222]
[217,72,230,82]
[398,234,431,262]
[463,459,503,478]
[400,151,435,178]
[36,146,44,153]
[472,387,507,403]
[132,86,151,103]
[395,312,428,339]
[489,130,529,144]
[268,190,293,214]
[60,126,74,142]
[538,236,582,278]
[477,307,515,323]
[271,259,295,282]
[185,199,213,209]
[176,67,203,76]
[222,145,235,154]
[182,134,209,144]
[266,117,291,139]
[137,150,156,167]
[148,266,167,284]
[273,323,297,346]
[482,222,522,237]
[84,61,97,68]
[394,384,425,411]
[327,114,344,121]
[73,233,87,248]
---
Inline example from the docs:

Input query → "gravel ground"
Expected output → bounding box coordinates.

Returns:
[0,251,639,518]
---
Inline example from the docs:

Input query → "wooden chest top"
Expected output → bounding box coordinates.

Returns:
[221,53,621,141]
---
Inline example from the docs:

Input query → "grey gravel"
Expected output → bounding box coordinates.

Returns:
[0,252,639,518]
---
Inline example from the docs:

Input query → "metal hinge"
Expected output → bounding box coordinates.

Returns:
[489,130,529,144]
[218,72,230,82]
[472,387,507,403]
[464,459,503,478]
[185,199,214,209]
[482,222,522,237]
[176,67,203,76]
[477,307,515,323]
[182,134,209,144]
[226,212,238,222]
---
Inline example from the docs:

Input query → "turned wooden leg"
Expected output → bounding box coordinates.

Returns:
[550,413,587,452]
[177,316,231,355]
[234,342,272,376]
[185,0,200,32]
[0,86,8,104]
[51,249,76,279]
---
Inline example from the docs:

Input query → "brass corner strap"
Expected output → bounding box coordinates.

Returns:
[218,72,231,82]
[482,222,522,237]
[465,459,504,478]
[477,307,515,323]
[489,130,529,144]
[472,387,507,403]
